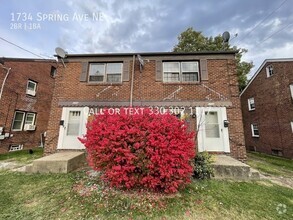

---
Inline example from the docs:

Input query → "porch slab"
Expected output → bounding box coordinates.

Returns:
[212,155,260,180]
[30,151,86,173]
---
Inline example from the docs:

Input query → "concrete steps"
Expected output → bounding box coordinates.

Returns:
[212,155,260,180]
[26,151,86,173]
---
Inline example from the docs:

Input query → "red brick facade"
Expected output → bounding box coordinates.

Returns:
[0,58,55,153]
[45,52,246,160]
[240,59,293,159]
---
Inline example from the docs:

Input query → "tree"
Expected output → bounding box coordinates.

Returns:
[173,27,253,91]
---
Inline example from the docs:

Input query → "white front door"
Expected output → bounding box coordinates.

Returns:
[57,107,89,149]
[196,107,230,152]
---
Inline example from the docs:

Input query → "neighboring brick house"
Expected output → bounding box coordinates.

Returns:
[45,51,246,160]
[240,58,293,159]
[0,58,56,153]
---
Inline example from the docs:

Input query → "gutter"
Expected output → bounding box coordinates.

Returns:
[130,55,135,107]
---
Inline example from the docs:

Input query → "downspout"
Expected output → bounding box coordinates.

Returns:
[130,55,135,107]
[0,66,12,101]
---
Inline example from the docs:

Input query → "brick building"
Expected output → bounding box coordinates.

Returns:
[45,51,246,160]
[240,58,293,159]
[0,58,55,153]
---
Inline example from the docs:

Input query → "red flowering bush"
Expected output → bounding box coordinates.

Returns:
[79,107,195,193]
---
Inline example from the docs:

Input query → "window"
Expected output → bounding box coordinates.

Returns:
[251,124,259,137]
[205,111,220,138]
[290,84,293,99]
[25,113,36,125]
[248,97,255,111]
[266,65,274,77]
[12,111,25,131]
[67,111,81,136]
[9,144,23,152]
[163,61,199,82]
[50,66,57,78]
[26,80,37,96]
[12,111,36,131]
[291,122,293,133]
[88,63,122,83]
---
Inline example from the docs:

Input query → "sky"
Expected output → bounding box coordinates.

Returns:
[0,0,293,77]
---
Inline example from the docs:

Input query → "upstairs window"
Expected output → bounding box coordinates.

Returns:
[251,124,259,137]
[248,97,255,111]
[163,61,199,83]
[88,63,122,83]
[50,66,57,78]
[266,65,274,78]
[26,80,37,96]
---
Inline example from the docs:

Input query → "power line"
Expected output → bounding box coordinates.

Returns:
[256,22,293,46]
[236,0,288,44]
[0,36,48,59]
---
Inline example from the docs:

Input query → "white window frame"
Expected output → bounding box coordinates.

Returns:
[248,97,255,111]
[12,111,25,131]
[163,61,199,83]
[291,122,293,133]
[24,113,36,125]
[290,84,293,99]
[266,65,274,78]
[9,144,23,152]
[12,111,36,131]
[251,124,259,137]
[88,63,123,83]
[26,80,37,96]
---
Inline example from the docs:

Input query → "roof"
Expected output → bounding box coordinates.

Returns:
[65,50,238,58]
[240,58,293,96]
[0,57,55,63]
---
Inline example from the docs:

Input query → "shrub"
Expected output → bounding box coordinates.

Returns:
[79,107,195,193]
[193,151,214,179]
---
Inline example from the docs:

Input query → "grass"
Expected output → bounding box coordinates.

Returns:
[0,169,292,220]
[246,152,293,177]
[0,148,44,164]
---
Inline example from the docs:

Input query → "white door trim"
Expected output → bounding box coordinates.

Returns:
[57,107,89,150]
[196,107,230,153]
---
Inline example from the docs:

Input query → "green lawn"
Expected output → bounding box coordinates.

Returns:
[0,170,292,220]
[246,152,293,177]
[0,148,43,164]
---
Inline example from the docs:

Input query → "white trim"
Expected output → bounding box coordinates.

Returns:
[163,61,199,83]
[196,107,230,153]
[57,107,89,150]
[25,112,36,125]
[88,63,123,83]
[11,111,25,131]
[240,58,293,96]
[291,122,293,133]
[251,124,259,137]
[26,80,37,96]
[266,65,274,78]
[290,84,293,99]
[248,97,255,111]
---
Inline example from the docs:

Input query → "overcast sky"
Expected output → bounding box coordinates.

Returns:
[1,0,293,77]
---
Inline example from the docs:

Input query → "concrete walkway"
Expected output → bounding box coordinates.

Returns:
[212,155,260,180]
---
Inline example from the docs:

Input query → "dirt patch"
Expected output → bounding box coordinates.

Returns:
[260,173,293,189]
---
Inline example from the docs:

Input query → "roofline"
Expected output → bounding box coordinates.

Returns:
[0,57,55,62]
[65,50,238,58]
[240,58,293,96]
